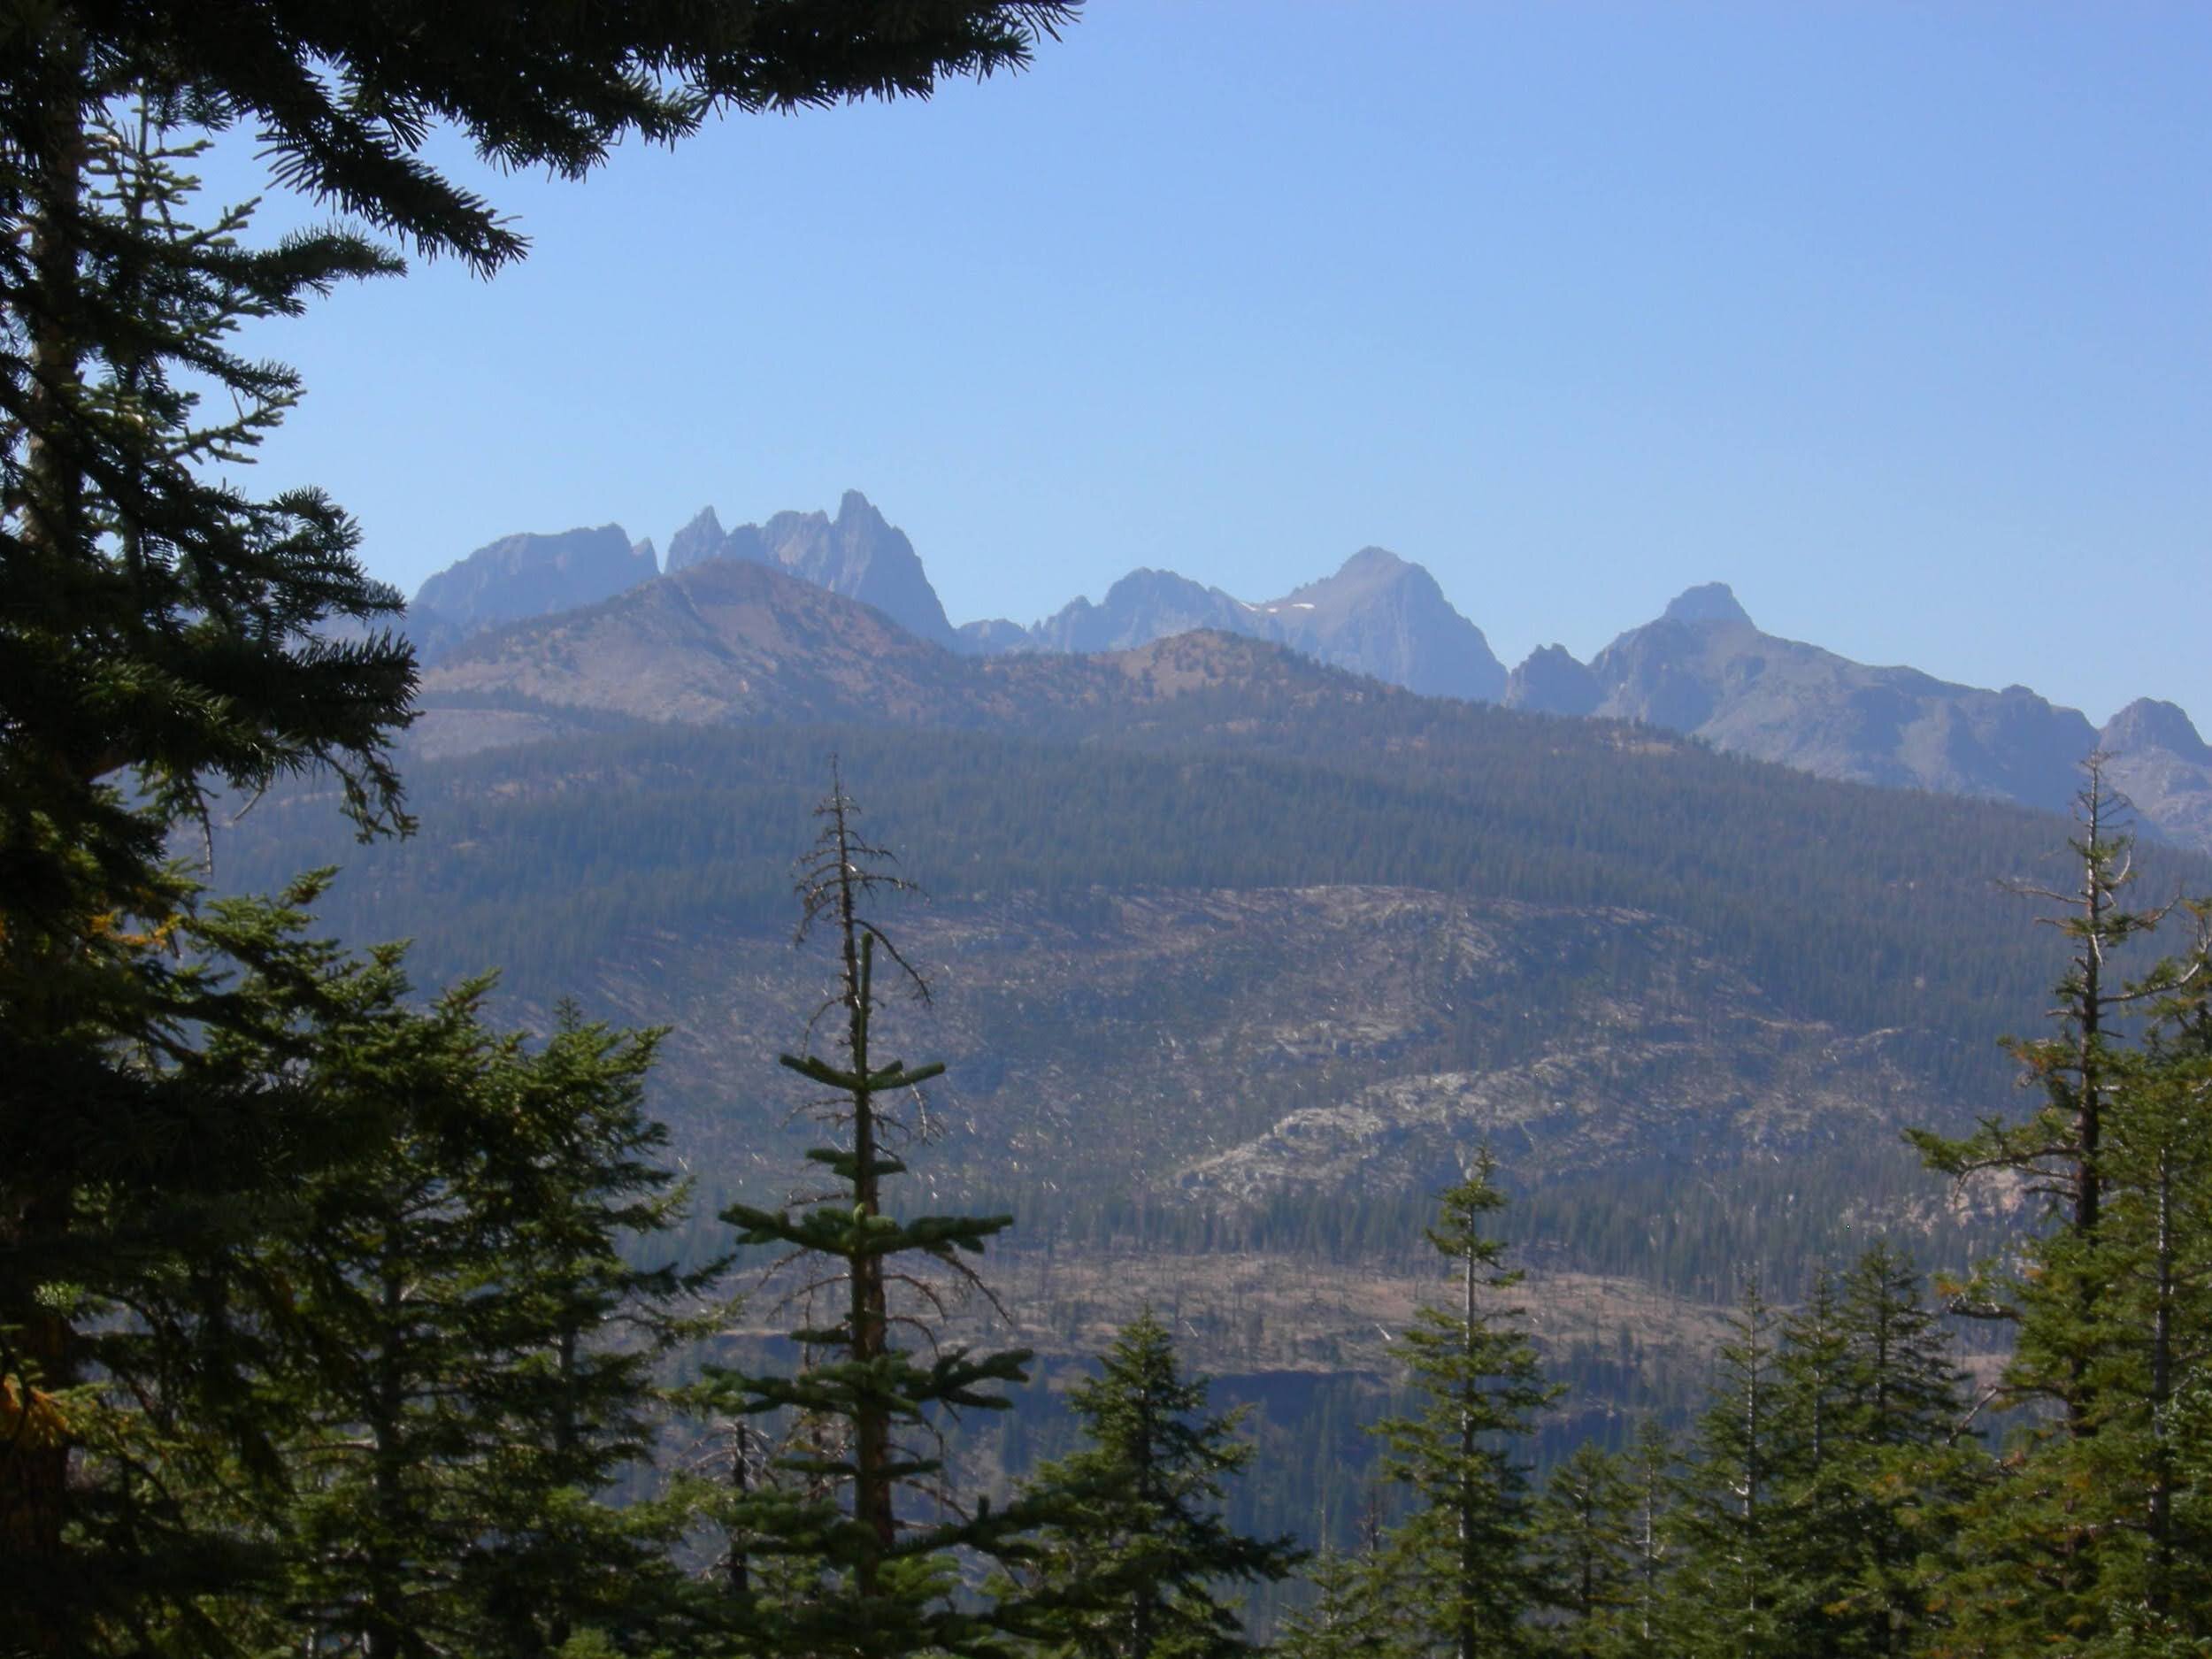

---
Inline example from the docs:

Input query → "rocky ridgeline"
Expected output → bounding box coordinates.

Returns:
[401,492,2211,851]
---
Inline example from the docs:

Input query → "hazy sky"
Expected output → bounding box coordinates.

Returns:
[211,3,2208,728]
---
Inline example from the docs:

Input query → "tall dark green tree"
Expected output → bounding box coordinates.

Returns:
[1670,1282,1793,1659]
[1027,1310,1300,1659]
[1618,1422,1678,1659]
[1767,1251,1978,1659]
[0,76,413,1649]
[1910,760,2189,1424]
[1530,1440,1638,1659]
[1371,1151,1554,1659]
[1276,1546,1398,1659]
[1909,768,2212,1653]
[249,974,716,1659]
[707,774,1057,1659]
[3,5,1071,1642]
[0,878,400,1653]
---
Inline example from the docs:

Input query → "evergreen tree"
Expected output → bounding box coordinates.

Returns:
[0,878,401,1652]
[0,78,411,1648]
[1769,1268,1855,1659]
[1908,769,2212,1653]
[1530,1440,1638,1659]
[249,972,715,1659]
[8,3,1078,276]
[706,772,1058,1659]
[1767,1251,1978,1659]
[1027,1310,1301,1659]
[1277,1546,1398,1659]
[2062,936,2212,1653]
[1823,1243,1980,1659]
[1618,1422,1678,1659]
[1671,1282,1793,1659]
[451,1003,730,1657]
[1371,1151,1554,1659]
[1909,760,2189,1422]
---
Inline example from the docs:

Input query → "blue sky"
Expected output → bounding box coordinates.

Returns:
[213,3,2208,728]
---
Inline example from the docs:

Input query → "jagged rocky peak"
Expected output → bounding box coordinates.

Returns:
[664,505,726,573]
[2101,698,2209,763]
[1661,581,1753,627]
[1263,546,1507,703]
[411,523,653,635]
[631,535,657,570]
[746,489,956,649]
[1503,644,1602,718]
[1031,567,1265,656]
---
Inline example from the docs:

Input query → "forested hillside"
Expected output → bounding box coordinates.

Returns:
[15,4,2212,1653]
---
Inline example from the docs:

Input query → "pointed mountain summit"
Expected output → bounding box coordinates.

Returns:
[664,505,726,574]
[697,490,956,649]
[1503,644,1602,718]
[410,523,655,649]
[1662,581,1753,626]
[1583,589,2100,818]
[2098,698,2212,853]
[2102,697,2210,764]
[1029,568,1269,655]
[1258,547,1507,703]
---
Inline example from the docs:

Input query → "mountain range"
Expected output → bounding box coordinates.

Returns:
[399,490,2211,850]
[223,495,2212,1484]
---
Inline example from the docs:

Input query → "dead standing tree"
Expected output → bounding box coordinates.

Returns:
[706,765,1050,1659]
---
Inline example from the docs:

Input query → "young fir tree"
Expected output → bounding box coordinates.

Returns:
[449,1002,729,1657]
[1026,1310,1301,1659]
[1618,1422,1678,1659]
[1371,1150,1554,1659]
[1277,1546,1398,1659]
[1670,1281,1795,1659]
[2061,933,2212,1653]
[1816,1243,1980,1659]
[1530,1440,1640,1659]
[1909,760,2188,1424]
[1768,1267,1858,1659]
[1908,768,2211,1652]
[706,772,1056,1659]
[246,972,714,1659]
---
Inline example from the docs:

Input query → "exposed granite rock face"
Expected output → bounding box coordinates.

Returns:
[1030,568,1271,654]
[2101,699,2212,853]
[655,492,956,647]
[1582,587,2101,819]
[2104,698,2211,764]
[1663,581,1754,626]
[664,506,726,573]
[1503,644,1603,718]
[746,490,956,649]
[1255,547,1508,703]
[410,524,655,646]
[978,546,1505,703]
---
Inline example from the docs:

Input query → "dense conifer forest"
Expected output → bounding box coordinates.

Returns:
[10,5,2212,1655]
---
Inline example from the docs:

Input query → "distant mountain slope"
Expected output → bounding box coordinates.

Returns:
[1025,568,1271,654]
[398,492,2207,848]
[415,558,1400,757]
[974,546,1507,704]
[663,489,957,648]
[410,523,655,642]
[1505,584,2208,845]
[2100,699,2212,852]
[1256,547,1507,703]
